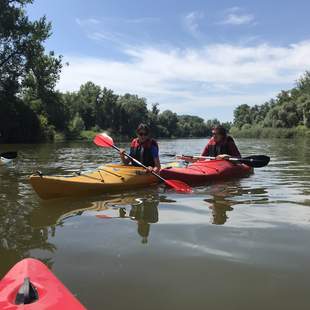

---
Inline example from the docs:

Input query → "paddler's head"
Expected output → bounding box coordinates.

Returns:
[136,123,150,143]
[212,125,227,143]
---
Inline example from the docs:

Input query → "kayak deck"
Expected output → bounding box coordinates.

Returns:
[160,159,253,185]
[29,164,158,200]
[0,258,85,309]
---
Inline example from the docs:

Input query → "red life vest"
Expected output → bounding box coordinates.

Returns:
[204,136,240,157]
[130,138,158,167]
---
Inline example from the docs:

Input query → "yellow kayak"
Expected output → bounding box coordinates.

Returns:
[29,164,158,200]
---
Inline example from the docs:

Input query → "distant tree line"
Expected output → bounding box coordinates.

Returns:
[231,72,310,138]
[2,1,309,143]
[0,0,230,143]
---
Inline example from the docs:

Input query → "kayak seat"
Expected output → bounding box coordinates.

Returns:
[15,277,39,305]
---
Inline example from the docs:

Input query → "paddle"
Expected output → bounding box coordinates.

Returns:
[93,133,192,193]
[174,154,270,168]
[0,151,17,160]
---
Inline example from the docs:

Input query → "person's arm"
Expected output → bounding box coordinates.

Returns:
[153,157,161,173]
[148,145,161,173]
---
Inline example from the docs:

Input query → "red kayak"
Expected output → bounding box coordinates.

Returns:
[0,258,85,309]
[160,159,253,185]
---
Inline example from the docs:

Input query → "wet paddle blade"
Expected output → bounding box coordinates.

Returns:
[241,155,270,168]
[0,151,17,159]
[164,179,193,193]
[96,214,113,219]
[93,133,114,148]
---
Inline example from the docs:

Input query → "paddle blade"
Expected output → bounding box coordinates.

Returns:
[96,214,113,219]
[241,155,270,168]
[0,151,17,159]
[93,133,114,148]
[164,179,193,193]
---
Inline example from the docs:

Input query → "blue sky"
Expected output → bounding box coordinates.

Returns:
[27,0,310,121]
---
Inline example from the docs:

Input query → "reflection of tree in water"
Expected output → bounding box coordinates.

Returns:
[204,182,269,225]
[0,199,56,278]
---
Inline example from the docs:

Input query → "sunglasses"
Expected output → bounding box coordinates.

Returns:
[138,132,148,136]
[212,131,221,136]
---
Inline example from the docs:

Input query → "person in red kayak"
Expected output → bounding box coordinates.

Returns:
[120,123,161,173]
[201,125,241,159]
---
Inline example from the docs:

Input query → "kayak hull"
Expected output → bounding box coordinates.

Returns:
[160,160,253,185]
[0,258,85,309]
[0,157,12,165]
[29,164,158,200]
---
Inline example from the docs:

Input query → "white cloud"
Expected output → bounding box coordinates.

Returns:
[219,7,255,25]
[123,17,160,24]
[183,11,204,38]
[75,18,100,26]
[58,41,310,117]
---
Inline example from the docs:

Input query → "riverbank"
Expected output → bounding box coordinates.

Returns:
[54,130,211,142]
[230,125,310,139]
[53,127,310,142]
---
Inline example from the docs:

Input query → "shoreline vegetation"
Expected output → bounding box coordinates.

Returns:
[1,1,309,144]
[229,71,310,139]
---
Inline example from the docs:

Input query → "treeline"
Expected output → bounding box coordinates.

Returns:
[231,72,310,138]
[58,83,231,140]
[0,0,229,143]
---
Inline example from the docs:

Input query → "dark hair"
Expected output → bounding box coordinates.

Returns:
[136,123,150,134]
[212,125,227,136]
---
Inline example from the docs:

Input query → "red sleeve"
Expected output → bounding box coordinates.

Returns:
[227,139,241,157]
[130,138,138,148]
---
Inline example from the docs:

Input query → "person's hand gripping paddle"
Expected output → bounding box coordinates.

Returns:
[93,133,192,193]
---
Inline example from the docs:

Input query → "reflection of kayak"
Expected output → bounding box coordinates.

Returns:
[0,258,85,309]
[160,159,253,185]
[29,164,158,200]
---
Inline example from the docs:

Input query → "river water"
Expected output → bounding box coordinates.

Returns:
[0,138,310,310]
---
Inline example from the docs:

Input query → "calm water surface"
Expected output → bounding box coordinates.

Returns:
[0,138,310,310]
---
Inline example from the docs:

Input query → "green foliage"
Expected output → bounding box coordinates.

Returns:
[0,0,248,143]
[0,0,62,142]
[66,114,85,138]
[230,125,310,139]
[233,71,310,138]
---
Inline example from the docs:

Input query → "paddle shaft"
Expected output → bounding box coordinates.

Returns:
[176,154,239,161]
[176,154,270,168]
[111,144,167,183]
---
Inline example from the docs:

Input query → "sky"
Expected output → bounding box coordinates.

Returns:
[27,0,310,121]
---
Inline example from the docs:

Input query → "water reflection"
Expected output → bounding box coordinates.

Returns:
[203,182,270,225]
[1,139,310,310]
[30,192,168,244]
[0,147,59,276]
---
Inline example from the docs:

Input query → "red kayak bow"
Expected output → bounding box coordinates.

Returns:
[0,258,85,309]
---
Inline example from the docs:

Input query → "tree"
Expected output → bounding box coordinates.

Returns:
[118,94,149,136]
[158,110,178,137]
[233,104,252,129]
[0,0,62,142]
[96,87,119,131]
[148,103,160,137]
[75,82,101,130]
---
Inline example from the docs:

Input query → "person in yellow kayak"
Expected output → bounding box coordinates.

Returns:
[120,123,161,173]
[202,125,241,159]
